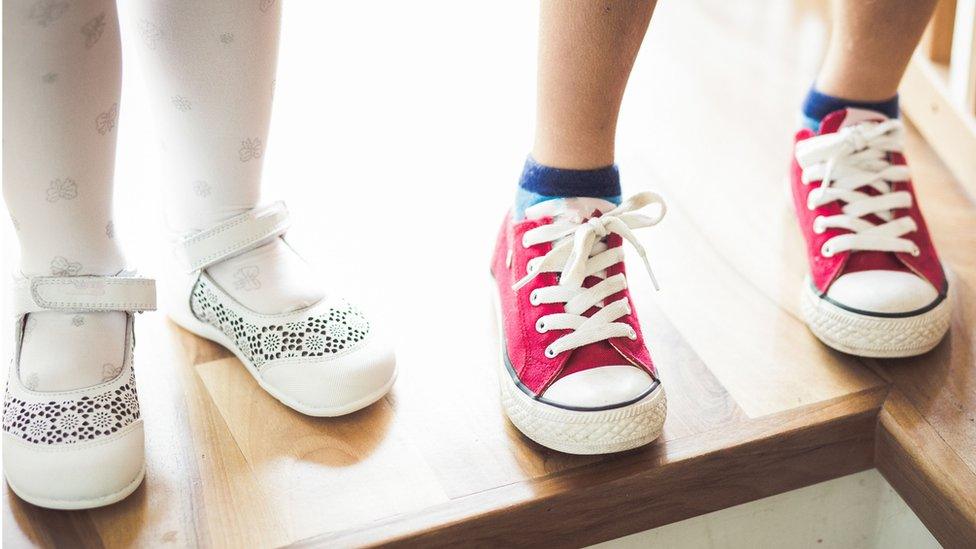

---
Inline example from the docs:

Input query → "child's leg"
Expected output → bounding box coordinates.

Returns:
[491,2,668,455]
[125,0,321,314]
[802,0,938,125]
[124,1,395,416]
[3,0,126,390]
[790,0,951,357]
[534,0,655,168]
[517,0,656,217]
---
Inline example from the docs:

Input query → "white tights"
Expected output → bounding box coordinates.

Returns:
[3,0,321,391]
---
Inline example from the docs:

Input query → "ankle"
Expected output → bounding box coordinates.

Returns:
[18,250,126,279]
[514,156,622,219]
[530,140,615,171]
[166,201,259,235]
[801,87,899,130]
[205,238,324,315]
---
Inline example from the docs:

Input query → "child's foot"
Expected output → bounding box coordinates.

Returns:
[165,202,396,416]
[206,237,324,315]
[490,193,668,455]
[19,310,127,392]
[791,108,951,357]
[3,273,155,509]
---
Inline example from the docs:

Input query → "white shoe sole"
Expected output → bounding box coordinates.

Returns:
[800,276,952,358]
[5,464,145,511]
[169,312,396,417]
[490,276,667,455]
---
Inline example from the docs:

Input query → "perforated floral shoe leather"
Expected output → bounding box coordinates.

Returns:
[791,108,952,357]
[490,193,668,455]
[165,202,396,416]
[3,273,154,509]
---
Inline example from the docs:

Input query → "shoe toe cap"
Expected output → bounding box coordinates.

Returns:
[3,421,145,509]
[261,335,397,416]
[542,365,655,409]
[826,270,939,314]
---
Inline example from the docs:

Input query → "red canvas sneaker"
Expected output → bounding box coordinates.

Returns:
[490,193,668,455]
[790,108,951,357]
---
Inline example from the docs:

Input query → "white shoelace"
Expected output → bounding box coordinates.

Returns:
[512,192,666,358]
[795,119,920,258]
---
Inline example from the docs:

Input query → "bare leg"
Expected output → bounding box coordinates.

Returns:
[817,0,938,101]
[532,0,656,169]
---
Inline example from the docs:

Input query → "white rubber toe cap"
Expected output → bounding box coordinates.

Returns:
[261,334,397,416]
[542,365,655,409]
[3,421,145,510]
[825,270,939,314]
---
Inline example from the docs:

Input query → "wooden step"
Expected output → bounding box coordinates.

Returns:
[4,1,975,547]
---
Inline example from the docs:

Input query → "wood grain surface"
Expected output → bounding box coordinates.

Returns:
[2,1,974,547]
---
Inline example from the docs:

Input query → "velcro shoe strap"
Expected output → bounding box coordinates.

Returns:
[176,201,291,273]
[15,276,157,315]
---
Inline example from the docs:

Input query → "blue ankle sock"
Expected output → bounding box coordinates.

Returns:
[801,88,899,131]
[514,156,622,219]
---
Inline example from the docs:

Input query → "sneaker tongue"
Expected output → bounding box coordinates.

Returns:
[817,107,907,275]
[523,196,637,370]
[819,107,890,135]
[523,197,618,221]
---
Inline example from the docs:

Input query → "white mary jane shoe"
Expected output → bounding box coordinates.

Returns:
[164,202,396,417]
[3,273,155,509]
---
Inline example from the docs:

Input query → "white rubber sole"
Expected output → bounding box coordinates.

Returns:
[498,361,667,455]
[5,465,145,511]
[170,312,396,417]
[490,277,667,455]
[800,276,952,358]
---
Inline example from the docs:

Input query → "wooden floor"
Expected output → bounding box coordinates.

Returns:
[3,1,975,547]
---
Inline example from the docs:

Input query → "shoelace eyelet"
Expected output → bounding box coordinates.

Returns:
[798,121,917,263]
[812,216,826,234]
[544,347,557,359]
[910,246,921,257]
[627,329,637,340]
[529,290,540,306]
[535,319,547,333]
[806,194,818,211]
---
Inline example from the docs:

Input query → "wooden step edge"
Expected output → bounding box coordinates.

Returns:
[290,387,887,548]
[876,389,976,549]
